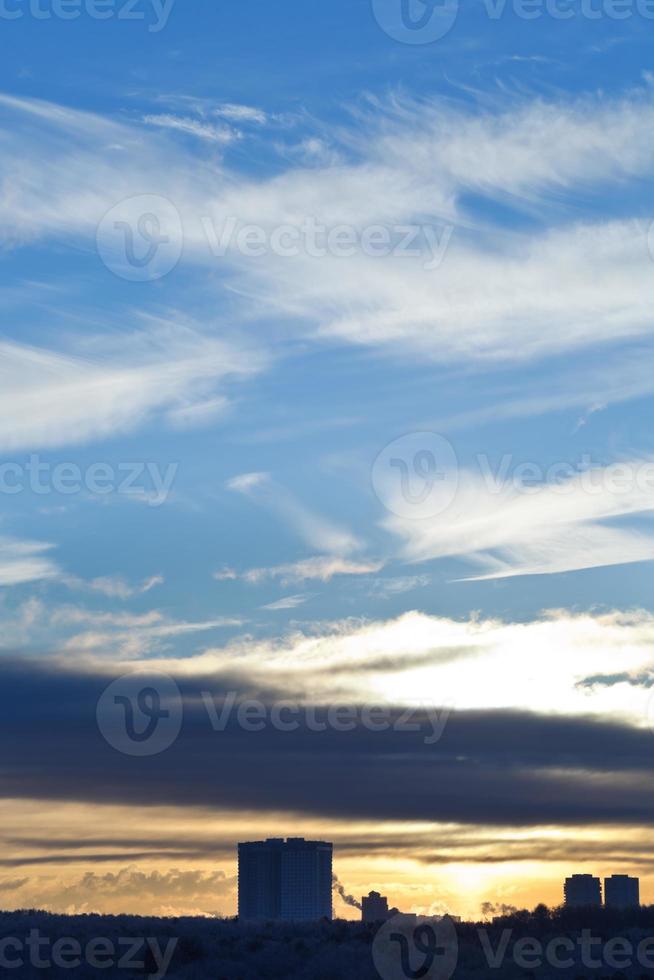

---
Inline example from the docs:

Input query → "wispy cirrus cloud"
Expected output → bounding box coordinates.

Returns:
[213,103,267,125]
[0,536,59,586]
[151,95,268,126]
[0,322,265,453]
[6,90,654,385]
[383,459,654,580]
[62,573,164,600]
[55,606,243,660]
[216,555,384,585]
[260,594,308,611]
[142,113,239,145]
[367,575,431,599]
[227,473,363,556]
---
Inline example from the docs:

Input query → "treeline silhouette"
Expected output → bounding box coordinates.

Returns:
[0,911,381,979]
[455,904,654,979]
[2,905,654,978]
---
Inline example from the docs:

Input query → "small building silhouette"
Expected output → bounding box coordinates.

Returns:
[604,875,639,908]
[564,874,602,907]
[362,891,395,922]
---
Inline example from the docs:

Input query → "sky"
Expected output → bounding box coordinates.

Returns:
[2,0,654,921]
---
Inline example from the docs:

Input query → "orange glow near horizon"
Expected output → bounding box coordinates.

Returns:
[0,798,651,920]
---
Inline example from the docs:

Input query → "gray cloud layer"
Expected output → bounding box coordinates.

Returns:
[1,659,653,828]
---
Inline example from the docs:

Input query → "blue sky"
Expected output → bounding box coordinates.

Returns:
[4,0,654,918]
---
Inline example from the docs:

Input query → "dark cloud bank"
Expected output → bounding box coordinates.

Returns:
[2,658,653,828]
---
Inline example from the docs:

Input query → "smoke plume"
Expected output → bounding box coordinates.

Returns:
[481,901,519,918]
[332,875,362,910]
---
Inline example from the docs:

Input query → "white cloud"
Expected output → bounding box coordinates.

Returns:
[213,103,267,125]
[573,402,607,434]
[227,474,363,555]
[56,607,243,660]
[281,137,342,167]
[221,556,384,585]
[0,595,241,655]
[140,607,654,727]
[5,90,654,421]
[62,574,164,600]
[226,472,269,494]
[142,114,239,145]
[434,343,654,430]
[166,396,230,429]
[0,536,59,586]
[208,92,654,370]
[256,218,654,366]
[261,595,308,611]
[383,459,654,579]
[367,575,431,599]
[5,866,233,917]
[0,322,265,452]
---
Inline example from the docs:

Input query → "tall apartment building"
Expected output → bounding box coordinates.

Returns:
[238,837,333,921]
[604,875,640,908]
[564,874,602,907]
